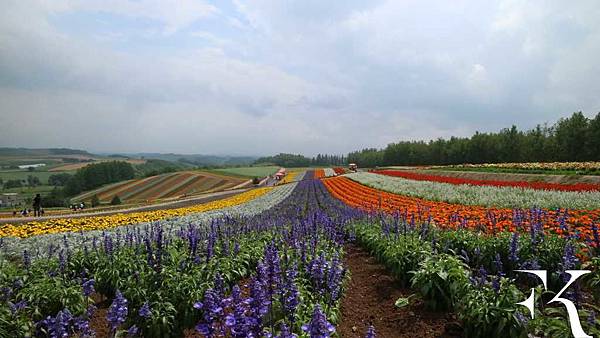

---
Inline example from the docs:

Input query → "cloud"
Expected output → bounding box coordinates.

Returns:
[1,0,599,155]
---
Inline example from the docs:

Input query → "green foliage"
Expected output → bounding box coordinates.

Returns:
[530,306,600,338]
[26,175,40,187]
[110,195,122,205]
[411,253,470,311]
[64,161,135,196]
[347,111,600,166]
[48,173,73,186]
[41,187,68,208]
[3,179,23,189]
[90,194,100,207]
[458,279,530,337]
[255,153,311,167]
[135,159,186,177]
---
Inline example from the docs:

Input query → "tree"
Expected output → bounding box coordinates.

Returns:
[91,194,100,207]
[64,161,135,196]
[3,179,23,189]
[27,175,41,187]
[110,195,122,205]
[48,173,73,186]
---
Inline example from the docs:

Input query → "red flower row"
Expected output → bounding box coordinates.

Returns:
[371,170,600,192]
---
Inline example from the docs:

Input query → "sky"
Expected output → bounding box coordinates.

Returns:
[1,0,599,156]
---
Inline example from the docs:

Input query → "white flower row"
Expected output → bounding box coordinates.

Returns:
[0,183,298,259]
[346,172,600,210]
[324,168,336,177]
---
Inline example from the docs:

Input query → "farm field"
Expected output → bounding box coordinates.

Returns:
[1,167,600,337]
[211,166,280,178]
[73,171,250,204]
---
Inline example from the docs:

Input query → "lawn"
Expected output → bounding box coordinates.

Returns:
[211,166,280,178]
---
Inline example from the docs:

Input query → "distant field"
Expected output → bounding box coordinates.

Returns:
[73,171,249,203]
[49,159,146,172]
[0,170,76,184]
[212,166,279,178]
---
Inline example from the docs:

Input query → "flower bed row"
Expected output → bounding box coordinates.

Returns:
[0,184,299,259]
[372,169,600,192]
[333,167,345,175]
[436,161,600,171]
[314,169,325,179]
[324,168,336,177]
[347,172,600,210]
[0,187,273,239]
[323,176,600,245]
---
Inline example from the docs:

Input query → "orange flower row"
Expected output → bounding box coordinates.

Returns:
[314,169,326,179]
[323,176,600,243]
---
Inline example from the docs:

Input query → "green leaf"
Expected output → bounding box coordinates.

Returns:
[395,294,415,308]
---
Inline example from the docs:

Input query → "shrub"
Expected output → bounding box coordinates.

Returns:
[91,194,100,207]
[110,195,122,205]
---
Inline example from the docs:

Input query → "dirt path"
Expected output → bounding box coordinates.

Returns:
[339,245,461,338]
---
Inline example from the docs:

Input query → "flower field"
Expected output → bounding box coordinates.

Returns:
[74,171,249,204]
[347,172,600,210]
[0,187,272,239]
[432,161,600,175]
[442,161,600,171]
[373,169,600,192]
[2,169,600,337]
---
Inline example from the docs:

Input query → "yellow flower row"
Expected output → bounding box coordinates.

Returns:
[0,187,272,238]
[280,171,301,184]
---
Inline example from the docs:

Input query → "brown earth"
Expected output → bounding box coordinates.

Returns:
[339,245,462,338]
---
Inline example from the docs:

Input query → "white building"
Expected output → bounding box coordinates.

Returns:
[18,163,46,169]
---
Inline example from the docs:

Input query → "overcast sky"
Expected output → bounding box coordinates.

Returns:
[1,1,599,156]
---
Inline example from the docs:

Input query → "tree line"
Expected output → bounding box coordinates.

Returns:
[347,112,600,167]
[255,153,347,167]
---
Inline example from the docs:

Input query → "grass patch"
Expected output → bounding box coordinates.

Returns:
[211,166,279,178]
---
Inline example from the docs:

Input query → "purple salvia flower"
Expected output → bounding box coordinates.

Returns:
[107,290,128,331]
[194,288,224,337]
[301,305,335,338]
[276,323,298,338]
[139,302,151,319]
[23,250,31,269]
[509,232,519,263]
[127,325,139,337]
[365,325,376,338]
[82,278,95,297]
[224,285,254,337]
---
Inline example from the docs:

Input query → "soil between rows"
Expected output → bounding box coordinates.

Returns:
[338,244,461,338]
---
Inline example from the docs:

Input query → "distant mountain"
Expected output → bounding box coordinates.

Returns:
[121,153,258,167]
[0,147,92,157]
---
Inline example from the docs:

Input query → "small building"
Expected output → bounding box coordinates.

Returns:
[0,193,22,207]
[349,163,358,171]
[18,163,46,169]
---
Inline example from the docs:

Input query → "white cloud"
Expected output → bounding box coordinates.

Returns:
[1,0,600,155]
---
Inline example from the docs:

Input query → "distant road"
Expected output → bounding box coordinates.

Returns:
[2,188,250,224]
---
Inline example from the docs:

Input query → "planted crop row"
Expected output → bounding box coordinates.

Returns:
[372,169,600,192]
[323,176,600,247]
[347,172,600,210]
